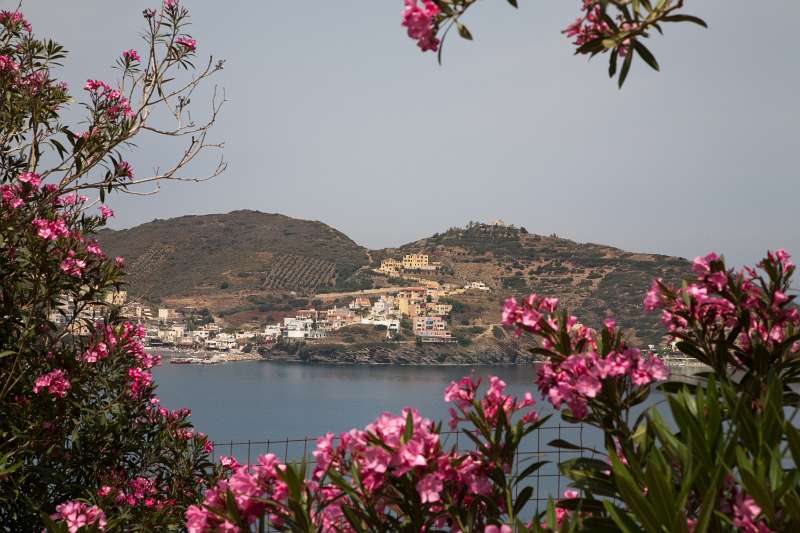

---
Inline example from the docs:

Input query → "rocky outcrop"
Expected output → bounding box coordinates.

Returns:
[264,338,535,366]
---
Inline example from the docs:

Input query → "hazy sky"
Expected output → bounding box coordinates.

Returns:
[21,1,799,267]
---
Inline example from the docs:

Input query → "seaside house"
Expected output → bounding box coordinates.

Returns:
[413,316,453,342]
[263,324,282,340]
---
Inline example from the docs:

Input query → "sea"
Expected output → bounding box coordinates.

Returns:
[152,360,680,508]
[152,360,680,457]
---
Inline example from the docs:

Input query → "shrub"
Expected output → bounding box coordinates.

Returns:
[0,2,223,530]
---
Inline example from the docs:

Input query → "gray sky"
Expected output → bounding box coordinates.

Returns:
[21,1,800,267]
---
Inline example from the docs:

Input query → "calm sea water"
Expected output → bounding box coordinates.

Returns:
[153,361,672,444]
[153,361,551,442]
[153,360,672,504]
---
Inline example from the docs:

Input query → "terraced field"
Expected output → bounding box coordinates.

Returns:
[263,254,336,291]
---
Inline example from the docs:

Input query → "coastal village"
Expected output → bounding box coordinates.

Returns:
[54,253,495,364]
[47,213,698,366]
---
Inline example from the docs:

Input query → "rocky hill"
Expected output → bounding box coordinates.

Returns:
[98,213,691,343]
[97,210,369,302]
[381,223,691,343]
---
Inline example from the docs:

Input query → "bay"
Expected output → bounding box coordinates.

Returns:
[153,361,551,443]
[153,360,673,508]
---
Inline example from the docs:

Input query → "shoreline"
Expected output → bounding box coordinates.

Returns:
[153,346,708,370]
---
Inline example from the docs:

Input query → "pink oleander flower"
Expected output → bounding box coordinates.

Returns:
[536,347,668,421]
[164,0,180,9]
[118,160,134,179]
[416,472,443,503]
[143,8,157,19]
[648,250,799,368]
[85,79,112,93]
[33,369,71,398]
[447,374,539,431]
[122,49,141,62]
[33,217,70,240]
[563,1,611,48]
[60,251,86,278]
[692,252,721,276]
[100,205,115,219]
[219,456,240,469]
[176,37,197,52]
[0,10,32,32]
[401,0,440,52]
[1,184,24,209]
[16,171,41,187]
[82,341,109,363]
[115,256,125,268]
[85,80,135,120]
[86,242,105,257]
[128,367,153,397]
[52,501,107,533]
[0,54,20,73]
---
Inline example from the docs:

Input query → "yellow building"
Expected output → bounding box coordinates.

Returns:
[402,254,429,270]
[379,258,402,274]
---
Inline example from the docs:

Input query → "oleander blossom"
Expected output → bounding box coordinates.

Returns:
[33,217,70,240]
[536,348,667,420]
[52,501,107,533]
[444,374,539,430]
[118,160,135,179]
[644,250,799,369]
[402,0,440,52]
[84,79,135,120]
[563,1,637,56]
[176,37,197,52]
[718,478,776,533]
[16,171,41,186]
[33,369,71,398]
[60,251,87,277]
[0,10,32,32]
[503,292,668,420]
[122,49,141,62]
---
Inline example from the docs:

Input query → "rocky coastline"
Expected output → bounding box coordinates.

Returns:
[262,338,533,366]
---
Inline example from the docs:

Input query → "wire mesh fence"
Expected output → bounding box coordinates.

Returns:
[210,423,597,517]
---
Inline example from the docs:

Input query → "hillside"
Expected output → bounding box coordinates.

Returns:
[98,214,691,343]
[382,223,690,343]
[97,210,369,304]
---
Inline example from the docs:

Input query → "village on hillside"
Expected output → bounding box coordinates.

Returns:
[48,219,693,365]
[48,252,497,364]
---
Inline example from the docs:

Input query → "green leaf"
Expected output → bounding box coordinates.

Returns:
[675,341,708,363]
[661,14,708,27]
[609,452,661,531]
[403,410,414,443]
[513,486,534,516]
[608,48,619,78]
[506,0,519,7]
[633,41,659,71]
[602,501,643,533]
[457,23,473,41]
[618,49,634,88]
[515,460,547,484]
